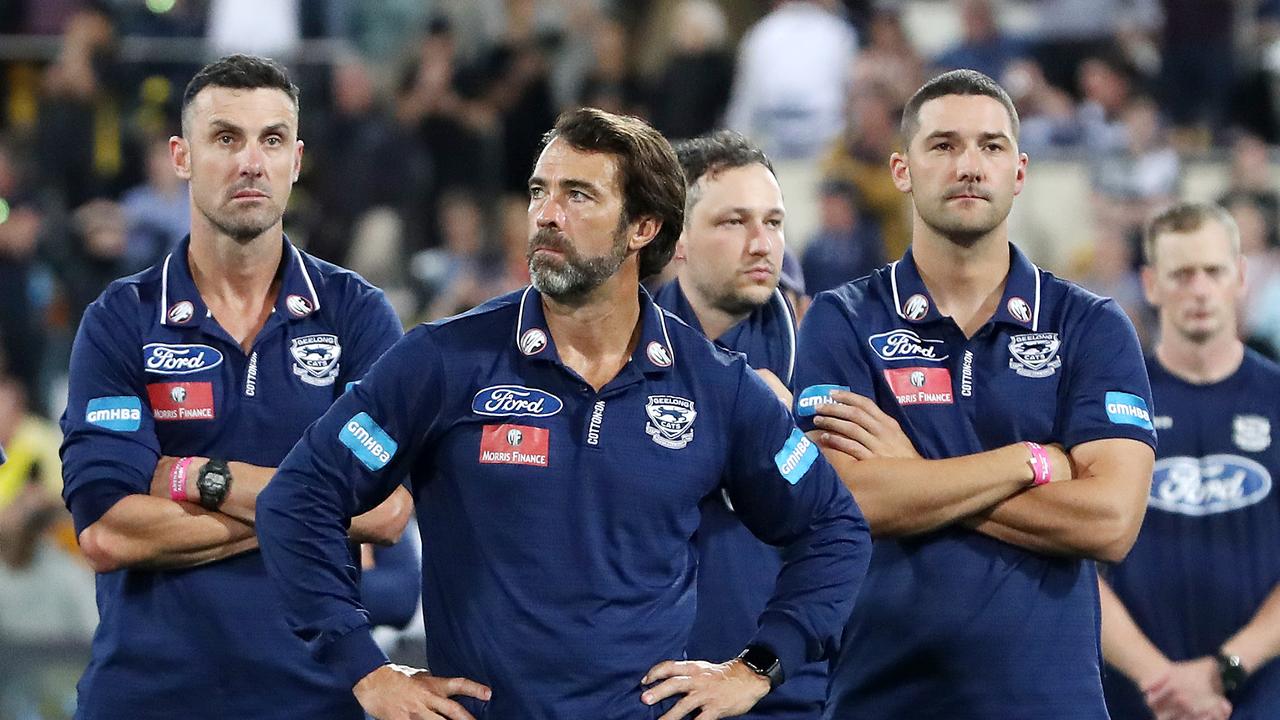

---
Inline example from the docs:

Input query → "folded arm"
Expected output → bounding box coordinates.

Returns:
[963,438,1153,562]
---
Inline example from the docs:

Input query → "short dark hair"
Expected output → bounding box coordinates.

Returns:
[900,69,1019,145]
[673,130,775,224]
[541,108,685,278]
[181,54,300,135]
[1143,201,1240,266]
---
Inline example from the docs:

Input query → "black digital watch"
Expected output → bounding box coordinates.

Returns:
[196,458,233,511]
[1215,650,1248,698]
[737,644,784,690]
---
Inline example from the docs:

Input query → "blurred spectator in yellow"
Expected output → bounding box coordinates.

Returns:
[0,371,97,644]
[820,81,912,259]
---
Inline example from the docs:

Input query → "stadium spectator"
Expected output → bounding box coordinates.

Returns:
[0,371,95,645]
[800,179,884,295]
[933,0,1027,83]
[120,136,189,273]
[725,0,858,160]
[820,81,912,259]
[850,6,925,108]
[648,0,734,142]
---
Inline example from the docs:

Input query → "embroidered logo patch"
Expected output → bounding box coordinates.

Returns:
[868,329,948,362]
[1105,391,1153,430]
[1149,455,1272,516]
[796,384,849,416]
[143,343,224,375]
[339,412,397,471]
[472,385,563,417]
[774,428,818,484]
[519,328,547,355]
[290,334,342,387]
[1233,415,1271,453]
[479,424,550,467]
[1008,333,1062,378]
[146,382,215,421]
[645,395,697,449]
[884,367,954,406]
[85,396,142,432]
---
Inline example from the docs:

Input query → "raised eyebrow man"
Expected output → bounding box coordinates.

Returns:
[795,69,1157,719]
[1099,201,1280,720]
[654,129,828,720]
[59,54,412,719]
[255,108,870,720]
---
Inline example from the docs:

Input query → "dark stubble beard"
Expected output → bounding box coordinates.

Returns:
[527,221,630,301]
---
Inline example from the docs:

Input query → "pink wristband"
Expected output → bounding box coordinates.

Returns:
[1024,442,1051,486]
[170,456,195,502]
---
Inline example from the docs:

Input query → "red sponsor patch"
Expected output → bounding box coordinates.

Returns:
[479,424,549,467]
[883,367,954,406]
[146,382,215,421]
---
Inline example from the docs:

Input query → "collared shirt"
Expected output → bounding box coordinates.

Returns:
[794,243,1157,720]
[656,280,825,720]
[1104,350,1280,720]
[59,236,402,720]
[256,285,871,720]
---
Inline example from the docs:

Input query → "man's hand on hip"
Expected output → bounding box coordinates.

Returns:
[641,658,770,720]
[355,664,491,720]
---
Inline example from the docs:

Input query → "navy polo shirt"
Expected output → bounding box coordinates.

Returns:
[656,280,827,720]
[256,285,871,720]
[1104,350,1280,719]
[59,236,402,720]
[794,243,1157,720]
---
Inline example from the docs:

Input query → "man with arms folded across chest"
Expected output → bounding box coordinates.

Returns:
[59,55,412,719]
[795,69,1157,719]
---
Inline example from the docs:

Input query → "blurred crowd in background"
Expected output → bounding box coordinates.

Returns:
[2,0,1280,716]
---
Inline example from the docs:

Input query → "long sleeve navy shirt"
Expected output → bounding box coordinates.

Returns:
[256,286,870,719]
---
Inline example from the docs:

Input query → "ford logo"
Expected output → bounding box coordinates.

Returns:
[472,385,563,418]
[143,343,224,375]
[868,329,948,362]
[1149,454,1272,516]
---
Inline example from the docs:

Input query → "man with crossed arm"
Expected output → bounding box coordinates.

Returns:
[60,55,411,719]
[795,69,1157,719]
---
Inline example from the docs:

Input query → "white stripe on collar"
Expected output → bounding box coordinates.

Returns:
[653,294,676,366]
[773,287,796,385]
[514,285,536,348]
[291,245,321,310]
[159,253,172,325]
[1031,265,1042,332]
[888,260,904,319]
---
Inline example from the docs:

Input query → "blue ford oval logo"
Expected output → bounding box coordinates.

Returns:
[1149,454,1272,516]
[472,385,563,417]
[143,343,224,375]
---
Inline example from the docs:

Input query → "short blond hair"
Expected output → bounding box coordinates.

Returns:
[1142,201,1240,266]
